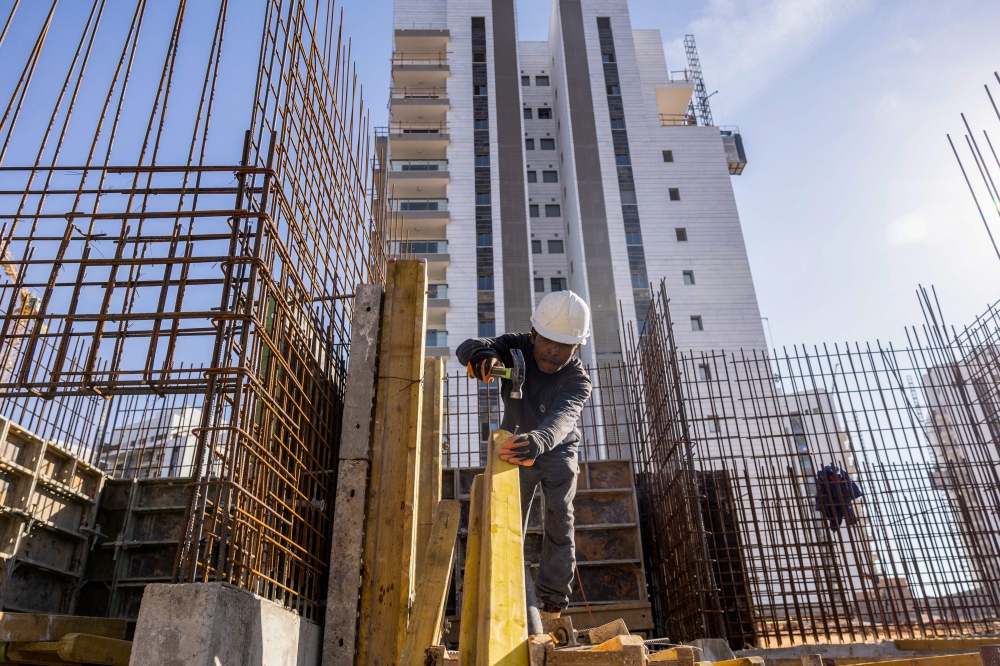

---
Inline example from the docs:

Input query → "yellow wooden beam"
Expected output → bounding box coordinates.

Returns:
[895,641,1000,653]
[458,474,484,666]
[416,356,444,579]
[357,259,428,666]
[6,632,131,665]
[475,429,528,666]
[400,499,462,666]
[849,654,983,666]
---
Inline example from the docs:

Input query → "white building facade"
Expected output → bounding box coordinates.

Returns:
[388,0,766,373]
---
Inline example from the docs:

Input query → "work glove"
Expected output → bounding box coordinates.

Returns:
[499,433,541,466]
[468,350,501,382]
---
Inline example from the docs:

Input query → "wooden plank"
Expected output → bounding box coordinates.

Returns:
[416,356,444,579]
[528,635,553,666]
[845,656,982,666]
[338,284,383,461]
[649,646,696,665]
[0,613,126,642]
[711,659,764,666]
[564,603,653,632]
[357,259,427,666]
[476,429,528,666]
[322,459,370,666]
[400,499,462,666]
[585,619,629,645]
[458,475,484,666]
[896,641,1000,653]
[7,632,131,665]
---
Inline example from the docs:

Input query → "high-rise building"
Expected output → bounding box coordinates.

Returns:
[387,0,766,373]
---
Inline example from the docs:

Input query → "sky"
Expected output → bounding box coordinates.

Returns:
[341,0,1000,351]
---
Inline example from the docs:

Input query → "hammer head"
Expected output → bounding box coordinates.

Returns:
[508,348,526,399]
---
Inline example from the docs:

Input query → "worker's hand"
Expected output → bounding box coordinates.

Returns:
[499,434,540,466]
[468,352,502,383]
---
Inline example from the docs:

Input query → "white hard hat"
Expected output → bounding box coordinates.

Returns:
[530,290,591,345]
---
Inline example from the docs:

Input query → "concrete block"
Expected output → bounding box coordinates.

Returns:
[129,583,320,666]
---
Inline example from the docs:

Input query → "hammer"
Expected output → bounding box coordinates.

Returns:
[467,348,526,399]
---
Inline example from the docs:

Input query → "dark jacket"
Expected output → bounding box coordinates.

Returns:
[456,333,592,456]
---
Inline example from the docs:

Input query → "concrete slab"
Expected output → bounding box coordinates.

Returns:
[129,583,321,666]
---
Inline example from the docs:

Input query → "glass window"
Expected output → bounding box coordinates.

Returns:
[474,119,488,130]
[625,231,641,245]
[547,240,564,254]
[475,154,490,166]
[525,138,535,150]
[427,284,448,299]
[521,75,530,86]
[602,52,615,63]
[669,188,681,201]
[550,277,567,291]
[542,170,558,183]
[683,270,695,285]
[631,272,646,289]
[675,227,687,241]
[478,274,494,291]
[534,278,545,293]
[473,52,486,62]
[523,108,532,120]
[527,171,537,183]
[531,240,542,254]
[691,316,703,331]
[545,204,561,217]
[707,417,718,433]
[698,364,711,381]
[540,138,555,150]
[620,190,636,204]
[426,330,448,347]
[529,204,539,217]
[536,76,549,86]
[606,84,620,95]
[610,117,625,129]
[537,108,552,119]
[478,320,496,337]
[476,191,491,205]
[474,84,488,96]
[662,150,674,162]
[477,232,493,247]
[615,153,630,165]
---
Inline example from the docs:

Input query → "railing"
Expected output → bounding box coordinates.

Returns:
[389,159,449,172]
[719,125,740,137]
[388,198,449,212]
[660,113,697,126]
[388,121,448,135]
[392,51,448,67]
[428,284,448,299]
[390,87,447,100]
[426,330,448,347]
[669,69,694,82]
[389,239,449,254]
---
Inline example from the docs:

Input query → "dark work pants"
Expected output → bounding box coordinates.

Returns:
[519,448,578,610]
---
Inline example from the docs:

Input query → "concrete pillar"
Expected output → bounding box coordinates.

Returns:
[129,583,321,666]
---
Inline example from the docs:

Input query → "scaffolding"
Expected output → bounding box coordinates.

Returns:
[684,35,714,127]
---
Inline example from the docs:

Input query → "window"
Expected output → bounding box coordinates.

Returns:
[550,277,567,291]
[683,270,695,285]
[531,240,542,254]
[545,204,561,217]
[615,153,630,166]
[475,154,490,166]
[428,284,448,299]
[542,170,558,183]
[606,84,620,95]
[525,138,535,150]
[698,364,711,381]
[529,204,539,217]
[523,108,532,120]
[536,76,549,86]
[477,232,493,247]
[473,52,486,62]
[706,417,718,433]
[540,138,555,150]
[474,84,488,96]
[527,170,537,183]
[602,52,615,63]
[675,227,687,241]
[597,17,611,28]
[631,272,646,289]
[521,75,530,86]
[478,274,494,291]
[610,117,625,129]
[478,320,495,337]
[476,192,491,205]
[691,316,703,331]
[669,188,681,201]
[620,190,636,204]
[426,329,448,347]
[537,107,552,119]
[625,231,641,245]
[474,119,489,130]
[547,240,564,253]
[662,150,674,163]
[534,278,545,293]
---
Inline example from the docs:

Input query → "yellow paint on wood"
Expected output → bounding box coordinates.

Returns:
[7,632,131,665]
[400,499,462,666]
[416,356,444,579]
[895,640,1000,653]
[356,259,428,666]
[712,658,765,666]
[475,430,528,666]
[591,634,646,652]
[649,646,696,664]
[459,475,485,666]
[849,654,983,666]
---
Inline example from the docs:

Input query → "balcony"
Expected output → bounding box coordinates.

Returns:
[390,159,448,172]
[389,121,448,135]
[425,328,449,358]
[720,127,747,175]
[387,160,449,199]
[388,199,448,212]
[659,113,697,127]
[390,87,447,100]
[389,87,449,125]
[387,121,448,159]
[428,283,449,310]
[392,51,448,67]
[392,52,449,88]
[389,239,450,267]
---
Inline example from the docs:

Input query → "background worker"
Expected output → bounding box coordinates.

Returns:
[455,291,593,618]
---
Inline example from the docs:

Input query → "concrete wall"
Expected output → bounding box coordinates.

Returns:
[130,583,321,666]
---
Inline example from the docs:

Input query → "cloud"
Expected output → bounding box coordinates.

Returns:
[673,0,871,112]
[886,213,930,245]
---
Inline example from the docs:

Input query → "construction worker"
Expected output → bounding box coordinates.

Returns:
[456,290,592,618]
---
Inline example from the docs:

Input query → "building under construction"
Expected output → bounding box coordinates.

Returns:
[0,1,1000,665]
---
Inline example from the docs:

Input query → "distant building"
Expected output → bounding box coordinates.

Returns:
[101,406,201,479]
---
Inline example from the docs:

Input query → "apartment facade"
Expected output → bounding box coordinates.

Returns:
[388,0,766,374]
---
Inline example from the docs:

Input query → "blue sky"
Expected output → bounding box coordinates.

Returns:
[343,0,1000,349]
